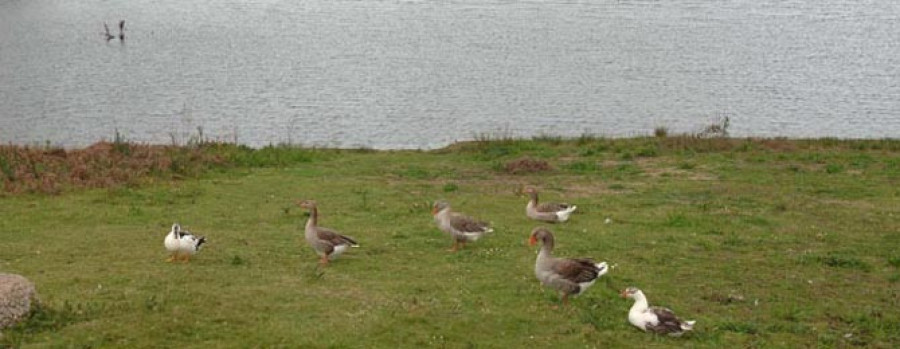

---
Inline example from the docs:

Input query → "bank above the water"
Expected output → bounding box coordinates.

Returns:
[0,135,897,195]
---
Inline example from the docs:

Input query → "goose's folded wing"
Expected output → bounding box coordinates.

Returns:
[449,214,490,232]
[316,227,357,246]
[646,307,683,333]
[552,258,601,283]
[537,202,572,212]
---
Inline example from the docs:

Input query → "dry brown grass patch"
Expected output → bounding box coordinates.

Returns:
[0,142,227,194]
[502,158,552,174]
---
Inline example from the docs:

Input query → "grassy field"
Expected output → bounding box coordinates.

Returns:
[1,136,898,348]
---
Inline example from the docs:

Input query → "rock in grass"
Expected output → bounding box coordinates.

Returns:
[0,273,37,330]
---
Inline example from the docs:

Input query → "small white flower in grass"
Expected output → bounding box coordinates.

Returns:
[604,218,612,224]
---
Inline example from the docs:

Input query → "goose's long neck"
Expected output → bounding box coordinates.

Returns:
[538,234,554,258]
[435,208,450,223]
[529,192,539,206]
[630,292,649,312]
[306,207,318,229]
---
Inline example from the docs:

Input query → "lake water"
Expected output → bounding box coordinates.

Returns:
[1,0,898,149]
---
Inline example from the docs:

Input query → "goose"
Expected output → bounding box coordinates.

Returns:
[431,200,493,252]
[164,223,206,262]
[297,200,359,265]
[164,223,182,262]
[525,187,577,223]
[528,227,607,306]
[102,22,115,41]
[621,287,696,336]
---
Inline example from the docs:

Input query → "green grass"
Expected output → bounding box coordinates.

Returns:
[1,137,899,348]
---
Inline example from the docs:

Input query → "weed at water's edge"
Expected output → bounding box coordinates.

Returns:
[699,115,731,138]
[654,126,669,138]
[112,128,131,156]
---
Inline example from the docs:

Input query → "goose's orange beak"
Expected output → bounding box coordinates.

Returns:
[431,206,438,215]
[620,290,628,298]
[528,235,537,246]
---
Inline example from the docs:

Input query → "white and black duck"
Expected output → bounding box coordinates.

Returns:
[621,287,696,336]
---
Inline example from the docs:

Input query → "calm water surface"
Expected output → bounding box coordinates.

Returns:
[1,0,898,149]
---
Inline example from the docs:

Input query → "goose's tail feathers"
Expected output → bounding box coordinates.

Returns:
[595,261,609,277]
[556,206,577,222]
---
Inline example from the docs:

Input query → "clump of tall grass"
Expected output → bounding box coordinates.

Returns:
[502,157,552,174]
[0,131,317,195]
[800,253,872,272]
[562,161,598,173]
[0,141,221,194]
[471,129,516,145]
[658,135,738,153]
[531,133,563,145]
[697,114,731,138]
[576,132,601,145]
[887,256,900,268]
[653,126,669,138]
[451,130,529,159]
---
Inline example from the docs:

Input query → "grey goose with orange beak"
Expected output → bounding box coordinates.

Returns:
[297,200,359,265]
[529,227,607,307]
[524,187,577,223]
[431,200,493,252]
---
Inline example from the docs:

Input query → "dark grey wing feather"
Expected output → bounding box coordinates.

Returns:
[646,307,684,334]
[552,258,600,284]
[449,214,490,233]
[316,227,358,247]
[536,202,571,212]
